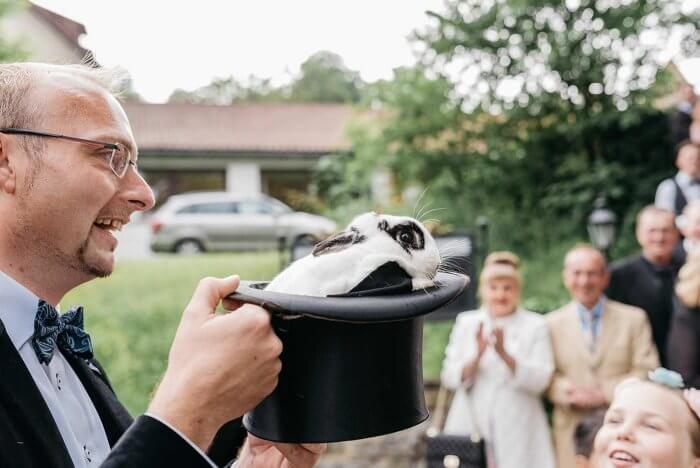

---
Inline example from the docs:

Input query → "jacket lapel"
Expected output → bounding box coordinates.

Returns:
[63,352,133,447]
[564,302,596,367]
[0,321,74,468]
[592,301,614,367]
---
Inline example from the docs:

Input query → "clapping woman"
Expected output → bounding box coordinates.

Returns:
[440,252,556,468]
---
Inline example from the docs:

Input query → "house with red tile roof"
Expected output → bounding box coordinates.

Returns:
[1,4,358,206]
[122,101,355,204]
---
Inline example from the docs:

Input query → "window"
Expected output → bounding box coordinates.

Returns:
[176,202,237,214]
[237,200,274,214]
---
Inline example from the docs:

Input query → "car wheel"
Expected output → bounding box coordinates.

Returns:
[294,234,318,245]
[174,239,204,254]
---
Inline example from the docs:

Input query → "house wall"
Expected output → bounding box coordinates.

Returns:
[142,166,315,210]
[138,152,324,208]
[262,170,313,203]
[0,8,86,63]
[226,162,261,193]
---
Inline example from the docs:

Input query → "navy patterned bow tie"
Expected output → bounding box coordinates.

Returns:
[32,300,94,365]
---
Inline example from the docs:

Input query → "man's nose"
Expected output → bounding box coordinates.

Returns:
[120,166,156,212]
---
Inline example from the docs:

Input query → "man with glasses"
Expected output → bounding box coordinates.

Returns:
[0,63,324,467]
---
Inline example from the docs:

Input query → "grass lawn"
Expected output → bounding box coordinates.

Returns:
[63,252,280,414]
[64,251,452,415]
[65,249,568,416]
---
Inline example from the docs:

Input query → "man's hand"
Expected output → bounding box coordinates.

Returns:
[685,388,700,419]
[566,385,606,409]
[235,435,326,468]
[148,275,283,451]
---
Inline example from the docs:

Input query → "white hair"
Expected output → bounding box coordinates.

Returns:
[0,61,131,129]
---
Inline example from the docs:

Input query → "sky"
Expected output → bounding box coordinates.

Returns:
[33,0,445,102]
[32,0,700,103]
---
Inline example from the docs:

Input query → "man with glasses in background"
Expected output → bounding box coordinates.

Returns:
[0,62,324,467]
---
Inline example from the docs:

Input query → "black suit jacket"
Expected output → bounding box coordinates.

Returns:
[606,255,683,366]
[0,320,243,467]
[667,297,700,388]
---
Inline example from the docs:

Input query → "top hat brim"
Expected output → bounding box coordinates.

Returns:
[227,270,469,323]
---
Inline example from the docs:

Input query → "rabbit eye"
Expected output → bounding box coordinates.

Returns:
[378,219,425,253]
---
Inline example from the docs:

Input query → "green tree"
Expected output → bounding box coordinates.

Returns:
[169,50,364,105]
[326,0,698,255]
[0,0,29,62]
[289,51,363,103]
[168,75,286,104]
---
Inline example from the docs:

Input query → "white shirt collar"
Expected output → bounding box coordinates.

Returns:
[677,171,694,185]
[0,270,42,350]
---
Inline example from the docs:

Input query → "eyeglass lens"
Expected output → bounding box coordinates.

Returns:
[110,144,130,177]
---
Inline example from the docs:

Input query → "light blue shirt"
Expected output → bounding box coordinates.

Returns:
[0,270,110,467]
[655,171,700,212]
[576,297,605,351]
[0,270,219,468]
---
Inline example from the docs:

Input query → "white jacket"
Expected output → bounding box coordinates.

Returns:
[441,308,556,468]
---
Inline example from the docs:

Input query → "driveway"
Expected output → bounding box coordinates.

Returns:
[115,220,153,260]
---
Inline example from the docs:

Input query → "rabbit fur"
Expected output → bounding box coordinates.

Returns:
[265,212,441,297]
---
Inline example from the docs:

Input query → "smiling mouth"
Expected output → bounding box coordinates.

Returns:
[610,450,639,465]
[93,217,126,232]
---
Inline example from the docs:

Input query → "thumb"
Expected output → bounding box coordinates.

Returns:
[184,275,240,321]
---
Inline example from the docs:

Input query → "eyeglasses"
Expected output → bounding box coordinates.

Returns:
[0,128,135,178]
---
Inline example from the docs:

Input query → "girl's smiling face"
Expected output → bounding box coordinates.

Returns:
[592,381,700,468]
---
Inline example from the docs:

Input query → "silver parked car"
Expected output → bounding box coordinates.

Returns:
[149,191,337,254]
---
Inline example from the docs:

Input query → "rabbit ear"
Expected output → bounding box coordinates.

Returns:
[312,227,366,257]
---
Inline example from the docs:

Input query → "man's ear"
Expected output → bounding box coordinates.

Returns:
[0,135,17,194]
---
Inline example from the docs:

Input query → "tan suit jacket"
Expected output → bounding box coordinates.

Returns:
[546,299,659,468]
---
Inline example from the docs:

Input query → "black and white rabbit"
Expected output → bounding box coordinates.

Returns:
[266,212,441,297]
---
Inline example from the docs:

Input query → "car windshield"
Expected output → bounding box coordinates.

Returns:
[175,202,237,214]
[267,198,293,214]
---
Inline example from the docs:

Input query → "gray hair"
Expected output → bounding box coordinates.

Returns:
[563,243,606,270]
[0,62,130,155]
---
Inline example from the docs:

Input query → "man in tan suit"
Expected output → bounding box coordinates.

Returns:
[546,244,659,468]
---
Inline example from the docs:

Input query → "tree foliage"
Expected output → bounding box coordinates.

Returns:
[168,50,363,104]
[289,51,363,103]
[169,75,286,105]
[321,0,699,255]
[0,0,30,62]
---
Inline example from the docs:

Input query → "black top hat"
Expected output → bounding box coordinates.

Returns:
[229,264,468,443]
